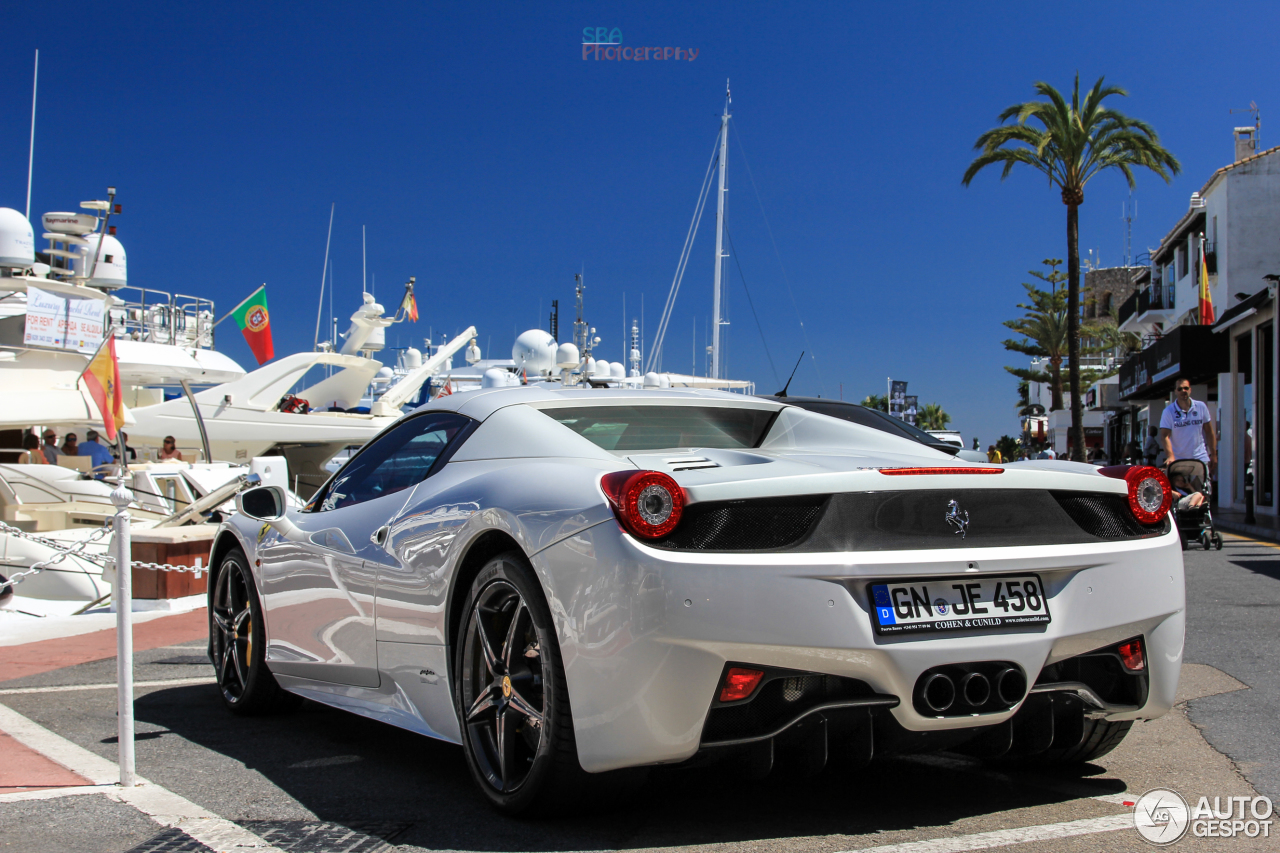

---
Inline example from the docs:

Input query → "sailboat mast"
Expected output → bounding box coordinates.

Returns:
[25,50,38,220]
[711,83,730,379]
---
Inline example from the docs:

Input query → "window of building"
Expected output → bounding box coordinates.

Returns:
[1178,246,1188,279]
[1101,293,1112,314]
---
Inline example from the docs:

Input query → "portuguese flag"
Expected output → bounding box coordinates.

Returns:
[231,285,274,364]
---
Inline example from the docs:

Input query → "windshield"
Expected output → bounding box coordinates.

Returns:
[540,405,777,452]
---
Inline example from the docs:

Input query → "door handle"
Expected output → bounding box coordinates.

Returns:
[370,525,390,547]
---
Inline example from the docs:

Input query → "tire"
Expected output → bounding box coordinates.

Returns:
[1028,716,1133,766]
[1214,533,1224,550]
[453,551,642,815]
[209,549,300,715]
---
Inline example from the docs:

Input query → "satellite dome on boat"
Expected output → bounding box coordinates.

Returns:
[403,347,422,369]
[481,368,509,388]
[555,343,579,369]
[610,362,625,380]
[512,329,557,375]
[0,208,35,268]
[41,211,99,235]
[73,232,127,288]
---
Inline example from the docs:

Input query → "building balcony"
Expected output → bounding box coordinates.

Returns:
[1118,283,1177,333]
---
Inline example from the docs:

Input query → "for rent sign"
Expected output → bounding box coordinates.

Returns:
[23,286,105,353]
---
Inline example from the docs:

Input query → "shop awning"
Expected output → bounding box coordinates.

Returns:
[1118,324,1229,401]
[1212,288,1272,334]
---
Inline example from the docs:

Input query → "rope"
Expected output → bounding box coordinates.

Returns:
[730,118,826,396]
[723,225,782,389]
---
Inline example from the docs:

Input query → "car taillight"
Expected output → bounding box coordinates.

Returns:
[600,470,686,539]
[1116,638,1145,672]
[1115,465,1171,524]
[719,667,765,702]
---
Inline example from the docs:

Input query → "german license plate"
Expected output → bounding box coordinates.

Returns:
[867,574,1051,635]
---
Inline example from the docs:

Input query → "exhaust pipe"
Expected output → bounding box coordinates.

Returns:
[921,672,956,713]
[960,672,991,707]
[996,667,1027,706]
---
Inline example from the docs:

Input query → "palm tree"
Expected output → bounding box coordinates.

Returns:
[917,403,951,431]
[861,394,888,412]
[963,75,1180,460]
[1003,279,1070,411]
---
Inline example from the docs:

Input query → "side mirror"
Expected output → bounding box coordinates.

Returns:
[237,485,286,521]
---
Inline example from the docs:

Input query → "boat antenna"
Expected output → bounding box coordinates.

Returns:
[313,203,335,350]
[362,224,367,295]
[776,351,804,397]
[25,50,37,220]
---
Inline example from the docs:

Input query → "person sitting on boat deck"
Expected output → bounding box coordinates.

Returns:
[78,429,115,478]
[61,432,78,457]
[18,432,47,464]
[41,429,60,464]
[116,431,137,462]
[159,435,184,462]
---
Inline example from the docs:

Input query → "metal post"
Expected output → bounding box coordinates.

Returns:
[111,480,135,786]
[180,379,213,463]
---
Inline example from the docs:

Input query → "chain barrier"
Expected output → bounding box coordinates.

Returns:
[0,518,203,593]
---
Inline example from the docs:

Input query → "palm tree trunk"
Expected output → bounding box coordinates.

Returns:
[1050,360,1063,411]
[1066,203,1085,461]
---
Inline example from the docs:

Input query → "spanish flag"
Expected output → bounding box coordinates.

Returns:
[1199,239,1216,325]
[81,336,125,440]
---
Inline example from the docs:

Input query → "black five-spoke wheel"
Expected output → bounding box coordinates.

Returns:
[212,554,253,704]
[209,549,297,715]
[460,577,547,794]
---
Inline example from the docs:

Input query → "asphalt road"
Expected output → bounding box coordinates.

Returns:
[1,535,1277,853]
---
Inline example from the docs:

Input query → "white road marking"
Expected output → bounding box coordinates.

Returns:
[0,702,287,853]
[0,785,112,803]
[835,814,1133,853]
[0,676,214,695]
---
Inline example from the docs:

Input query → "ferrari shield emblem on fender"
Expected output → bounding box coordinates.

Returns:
[946,499,969,539]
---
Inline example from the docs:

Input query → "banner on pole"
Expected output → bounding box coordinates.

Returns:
[23,286,105,353]
[904,395,919,427]
[889,380,908,419]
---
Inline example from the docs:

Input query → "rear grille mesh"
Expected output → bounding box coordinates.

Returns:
[654,489,1167,552]
[654,495,826,551]
[1052,492,1167,538]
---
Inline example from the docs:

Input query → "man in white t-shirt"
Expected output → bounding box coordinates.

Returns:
[1158,377,1217,474]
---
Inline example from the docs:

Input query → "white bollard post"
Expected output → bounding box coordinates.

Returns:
[111,481,135,787]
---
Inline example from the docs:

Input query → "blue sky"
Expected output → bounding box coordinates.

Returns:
[3,1,1277,445]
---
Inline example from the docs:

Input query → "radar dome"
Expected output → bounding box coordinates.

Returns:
[555,342,580,369]
[610,362,626,379]
[512,330,557,374]
[592,360,611,378]
[403,347,422,369]
[0,208,35,268]
[73,232,127,288]
[482,368,509,388]
[643,372,660,388]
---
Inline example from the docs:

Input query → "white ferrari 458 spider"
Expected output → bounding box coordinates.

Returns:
[208,386,1183,813]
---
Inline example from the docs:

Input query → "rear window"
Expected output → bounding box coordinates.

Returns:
[540,405,776,452]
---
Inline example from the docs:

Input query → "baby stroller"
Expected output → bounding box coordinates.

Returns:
[1165,459,1223,551]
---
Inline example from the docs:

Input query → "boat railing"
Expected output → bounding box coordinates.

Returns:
[107,286,215,349]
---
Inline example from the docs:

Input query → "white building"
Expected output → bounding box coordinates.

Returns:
[1115,127,1280,521]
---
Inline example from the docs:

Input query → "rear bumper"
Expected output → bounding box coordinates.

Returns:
[532,521,1184,772]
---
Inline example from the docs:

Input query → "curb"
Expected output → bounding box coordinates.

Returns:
[1215,520,1280,545]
